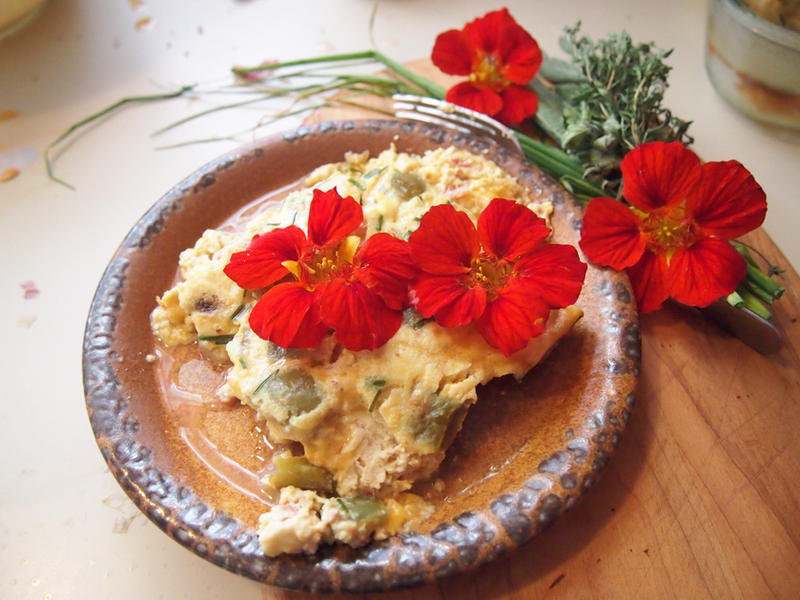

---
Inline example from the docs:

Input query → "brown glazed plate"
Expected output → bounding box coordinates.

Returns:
[82,119,640,593]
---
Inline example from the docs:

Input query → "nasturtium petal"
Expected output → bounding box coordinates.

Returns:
[223,226,307,290]
[249,282,327,349]
[409,203,479,275]
[500,29,542,84]
[496,85,539,125]
[463,8,539,82]
[354,233,416,310]
[445,81,504,118]
[626,251,670,313]
[475,280,549,356]
[689,160,767,239]
[667,238,747,308]
[431,29,474,76]
[515,244,587,308]
[320,279,402,352]
[307,188,363,247]
[621,141,701,212]
[463,8,509,55]
[433,9,542,126]
[478,198,549,260]
[580,197,646,270]
[411,273,487,328]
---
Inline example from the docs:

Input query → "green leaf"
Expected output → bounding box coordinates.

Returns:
[530,78,567,144]
[539,54,585,84]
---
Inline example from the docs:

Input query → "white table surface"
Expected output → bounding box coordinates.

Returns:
[1,1,798,598]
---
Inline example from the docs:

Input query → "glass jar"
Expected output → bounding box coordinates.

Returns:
[705,0,800,133]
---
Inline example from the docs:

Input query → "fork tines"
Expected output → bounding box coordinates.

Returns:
[391,94,523,155]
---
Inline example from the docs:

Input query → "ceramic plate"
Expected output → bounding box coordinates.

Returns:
[83,120,640,593]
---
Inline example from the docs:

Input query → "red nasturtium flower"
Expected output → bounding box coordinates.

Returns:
[224,188,416,351]
[579,141,767,312]
[431,8,542,125]
[408,198,587,356]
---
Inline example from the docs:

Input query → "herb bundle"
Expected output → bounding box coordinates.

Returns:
[533,24,694,199]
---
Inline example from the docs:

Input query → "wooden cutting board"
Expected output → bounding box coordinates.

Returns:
[263,61,800,600]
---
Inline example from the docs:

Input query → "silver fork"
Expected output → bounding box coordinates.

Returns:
[392,94,524,156]
[390,93,784,354]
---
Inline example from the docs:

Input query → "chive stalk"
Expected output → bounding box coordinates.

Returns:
[254,370,279,395]
[745,262,784,300]
[230,303,246,321]
[737,287,773,320]
[726,291,745,309]
[743,278,777,304]
[46,85,196,188]
[197,334,235,344]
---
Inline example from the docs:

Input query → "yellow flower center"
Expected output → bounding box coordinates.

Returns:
[471,255,512,299]
[283,235,361,289]
[469,52,508,91]
[638,204,695,260]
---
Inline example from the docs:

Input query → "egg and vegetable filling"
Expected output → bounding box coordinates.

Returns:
[151,145,583,556]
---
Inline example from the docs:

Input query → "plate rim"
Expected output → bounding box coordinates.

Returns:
[82,119,640,593]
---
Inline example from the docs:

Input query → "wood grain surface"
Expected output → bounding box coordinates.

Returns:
[262,62,800,600]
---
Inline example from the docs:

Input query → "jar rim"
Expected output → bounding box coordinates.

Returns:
[715,0,800,50]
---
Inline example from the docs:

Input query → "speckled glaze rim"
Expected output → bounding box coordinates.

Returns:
[83,119,640,594]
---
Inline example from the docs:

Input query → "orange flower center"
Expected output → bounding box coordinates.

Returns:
[639,204,695,259]
[469,52,508,91]
[471,255,512,299]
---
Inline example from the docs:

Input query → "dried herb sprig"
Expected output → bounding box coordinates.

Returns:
[533,23,693,198]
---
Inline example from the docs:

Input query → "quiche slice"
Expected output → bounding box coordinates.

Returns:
[151,145,583,556]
